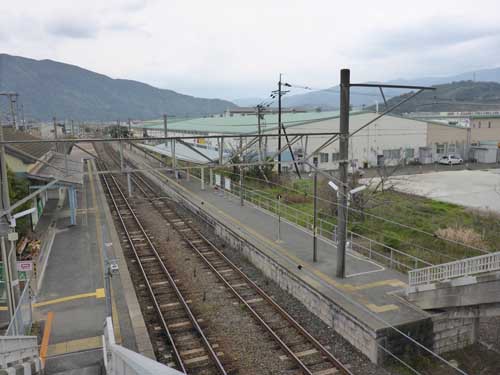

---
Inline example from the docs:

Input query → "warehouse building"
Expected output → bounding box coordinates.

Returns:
[135,110,499,171]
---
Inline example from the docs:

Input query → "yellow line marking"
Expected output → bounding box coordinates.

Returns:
[88,160,106,283]
[366,303,399,313]
[148,158,403,314]
[34,288,105,308]
[46,336,102,357]
[40,311,54,366]
[342,279,408,291]
[111,283,122,344]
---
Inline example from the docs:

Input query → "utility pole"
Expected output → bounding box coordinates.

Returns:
[8,94,18,130]
[313,156,318,262]
[257,105,263,163]
[53,117,58,152]
[71,119,75,137]
[20,103,25,130]
[336,69,350,278]
[278,74,282,176]
[0,119,15,319]
[128,118,132,150]
[163,114,168,141]
[0,119,10,216]
[239,137,244,207]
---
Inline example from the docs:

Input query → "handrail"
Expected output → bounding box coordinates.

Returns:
[0,336,38,368]
[408,251,500,287]
[223,182,433,271]
[103,317,182,375]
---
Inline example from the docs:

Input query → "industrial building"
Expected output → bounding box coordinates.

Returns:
[135,110,500,170]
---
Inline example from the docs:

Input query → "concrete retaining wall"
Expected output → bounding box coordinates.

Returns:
[123,145,439,365]
[137,165,386,362]
[433,313,477,354]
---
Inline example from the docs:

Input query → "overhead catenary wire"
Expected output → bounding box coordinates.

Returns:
[216,169,492,254]
[160,167,469,375]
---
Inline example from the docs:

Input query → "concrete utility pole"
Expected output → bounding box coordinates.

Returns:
[9,94,18,130]
[53,117,58,152]
[278,74,282,176]
[239,137,244,207]
[0,119,16,319]
[127,118,132,150]
[163,114,168,141]
[336,68,350,279]
[313,156,318,263]
[0,119,10,216]
[257,105,263,163]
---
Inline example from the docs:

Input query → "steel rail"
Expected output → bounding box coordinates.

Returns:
[97,155,228,375]
[96,159,187,373]
[130,170,353,375]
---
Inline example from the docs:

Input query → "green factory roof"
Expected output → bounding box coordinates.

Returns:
[136,111,341,134]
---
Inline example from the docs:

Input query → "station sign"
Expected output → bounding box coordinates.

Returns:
[17,261,34,272]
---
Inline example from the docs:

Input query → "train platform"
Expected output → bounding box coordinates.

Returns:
[31,145,153,373]
[124,145,430,363]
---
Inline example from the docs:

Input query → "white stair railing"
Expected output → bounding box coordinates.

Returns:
[408,251,500,287]
[0,336,38,368]
[103,317,182,375]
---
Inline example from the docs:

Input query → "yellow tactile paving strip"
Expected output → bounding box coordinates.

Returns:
[33,288,105,308]
[46,336,103,357]
[152,168,406,313]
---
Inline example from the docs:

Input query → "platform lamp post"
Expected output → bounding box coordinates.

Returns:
[329,180,366,276]
[312,156,319,262]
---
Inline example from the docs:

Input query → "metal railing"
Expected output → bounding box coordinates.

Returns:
[5,280,32,336]
[226,183,432,271]
[0,336,38,368]
[408,251,500,286]
[103,317,182,375]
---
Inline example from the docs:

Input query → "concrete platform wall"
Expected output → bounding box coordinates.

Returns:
[140,167,386,363]
[432,313,477,354]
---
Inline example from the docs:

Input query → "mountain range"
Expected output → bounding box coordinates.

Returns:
[370,80,500,114]
[233,66,500,110]
[0,54,236,122]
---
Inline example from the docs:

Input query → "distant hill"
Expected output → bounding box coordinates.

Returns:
[271,66,500,110]
[0,54,237,122]
[371,81,500,114]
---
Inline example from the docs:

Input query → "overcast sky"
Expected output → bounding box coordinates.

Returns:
[1,0,500,100]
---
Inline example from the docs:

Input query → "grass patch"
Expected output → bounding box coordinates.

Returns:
[242,176,500,270]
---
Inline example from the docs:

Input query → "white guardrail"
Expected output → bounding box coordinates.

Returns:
[408,251,500,287]
[0,336,38,368]
[225,182,433,271]
[103,317,182,375]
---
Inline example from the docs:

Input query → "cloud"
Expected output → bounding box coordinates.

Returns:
[355,19,500,59]
[45,18,100,39]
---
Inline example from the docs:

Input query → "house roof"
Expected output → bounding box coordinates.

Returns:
[2,126,53,163]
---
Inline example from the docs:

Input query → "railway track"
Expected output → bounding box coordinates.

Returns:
[98,143,353,375]
[96,157,230,375]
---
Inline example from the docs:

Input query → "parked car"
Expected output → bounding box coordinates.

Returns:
[348,166,365,176]
[438,155,463,165]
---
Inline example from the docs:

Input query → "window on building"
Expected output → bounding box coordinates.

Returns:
[489,121,492,128]
[319,153,329,163]
[331,152,340,162]
[383,149,401,159]
[436,143,445,154]
[405,148,415,159]
[448,144,456,153]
